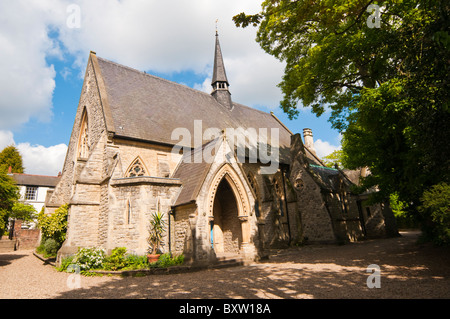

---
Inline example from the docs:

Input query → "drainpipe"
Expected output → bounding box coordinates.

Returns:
[281,166,292,245]
[168,208,174,256]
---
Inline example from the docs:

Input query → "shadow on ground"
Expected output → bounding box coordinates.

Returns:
[0,253,28,267]
[54,231,450,299]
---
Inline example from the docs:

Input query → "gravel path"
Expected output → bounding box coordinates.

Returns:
[1,231,449,299]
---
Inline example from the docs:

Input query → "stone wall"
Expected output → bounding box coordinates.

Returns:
[241,163,302,250]
[289,134,336,243]
[113,139,182,178]
[68,204,101,247]
[360,199,398,238]
[63,133,107,248]
[13,220,40,249]
[173,204,196,261]
[108,177,182,255]
[53,58,116,264]
[323,191,364,242]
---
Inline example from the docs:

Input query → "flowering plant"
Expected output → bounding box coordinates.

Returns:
[72,247,106,270]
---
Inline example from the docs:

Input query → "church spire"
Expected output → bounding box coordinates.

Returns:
[211,31,232,110]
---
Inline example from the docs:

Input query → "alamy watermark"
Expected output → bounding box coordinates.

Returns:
[366,4,382,29]
[366,264,381,288]
[66,4,81,29]
[171,120,280,174]
[66,264,81,289]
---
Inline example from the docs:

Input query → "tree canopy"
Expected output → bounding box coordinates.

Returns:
[0,171,19,237]
[234,0,450,243]
[0,145,24,174]
[322,149,345,169]
[11,202,37,222]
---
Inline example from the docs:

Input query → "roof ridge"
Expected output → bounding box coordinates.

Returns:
[96,56,219,101]
[231,101,270,116]
[11,172,60,178]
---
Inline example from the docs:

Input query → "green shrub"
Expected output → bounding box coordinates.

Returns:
[57,256,75,272]
[36,238,60,258]
[58,247,184,274]
[103,247,127,270]
[37,204,68,246]
[418,182,450,245]
[390,193,419,229]
[124,254,149,270]
[93,247,150,271]
[43,238,59,256]
[150,253,184,268]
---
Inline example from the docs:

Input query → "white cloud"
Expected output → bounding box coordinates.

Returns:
[226,54,284,109]
[193,77,212,94]
[0,130,15,150]
[0,1,67,130]
[17,142,67,176]
[57,0,284,108]
[0,130,67,176]
[0,0,283,131]
[314,139,341,159]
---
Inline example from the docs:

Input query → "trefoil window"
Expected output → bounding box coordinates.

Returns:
[126,157,147,177]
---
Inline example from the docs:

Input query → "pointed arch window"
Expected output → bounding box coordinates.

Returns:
[77,109,89,159]
[126,157,147,177]
[126,199,132,224]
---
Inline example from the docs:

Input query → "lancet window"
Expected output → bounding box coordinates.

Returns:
[77,110,89,159]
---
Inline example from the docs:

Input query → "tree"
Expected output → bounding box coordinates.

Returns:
[0,145,24,174]
[0,171,19,237]
[234,1,448,121]
[11,202,37,222]
[418,183,450,245]
[234,0,450,243]
[322,149,345,169]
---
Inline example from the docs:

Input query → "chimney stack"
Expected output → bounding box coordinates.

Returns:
[303,128,316,155]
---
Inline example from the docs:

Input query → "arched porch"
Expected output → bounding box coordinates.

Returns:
[205,164,255,260]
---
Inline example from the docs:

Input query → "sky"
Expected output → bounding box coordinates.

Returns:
[0,0,341,176]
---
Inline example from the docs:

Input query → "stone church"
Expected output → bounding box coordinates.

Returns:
[45,33,397,265]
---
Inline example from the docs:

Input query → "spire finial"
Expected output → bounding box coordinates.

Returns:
[215,19,218,35]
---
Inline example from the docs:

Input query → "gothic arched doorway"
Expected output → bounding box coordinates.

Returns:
[211,177,243,255]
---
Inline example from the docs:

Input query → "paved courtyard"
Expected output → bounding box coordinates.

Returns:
[0,231,449,299]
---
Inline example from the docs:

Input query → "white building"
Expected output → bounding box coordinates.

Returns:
[9,171,60,228]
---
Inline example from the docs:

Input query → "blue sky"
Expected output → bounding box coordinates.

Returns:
[0,1,341,175]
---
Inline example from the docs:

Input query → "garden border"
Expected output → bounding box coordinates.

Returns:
[32,252,244,276]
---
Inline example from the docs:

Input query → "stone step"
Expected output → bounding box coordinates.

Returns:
[0,239,16,253]
[212,253,244,269]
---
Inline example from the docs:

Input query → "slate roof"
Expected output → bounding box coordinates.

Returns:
[94,55,292,163]
[171,139,218,207]
[11,173,60,188]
